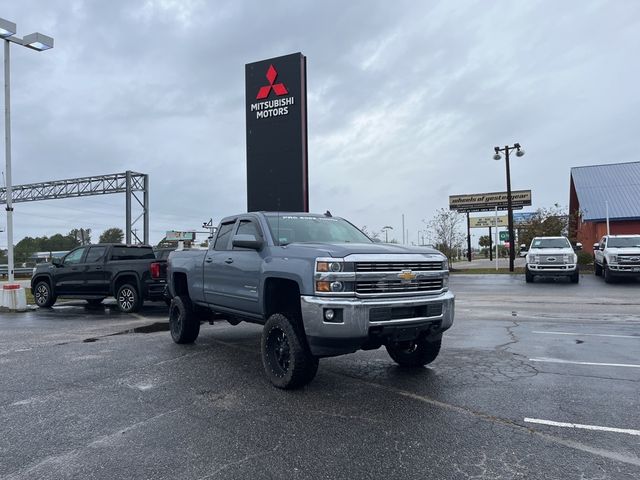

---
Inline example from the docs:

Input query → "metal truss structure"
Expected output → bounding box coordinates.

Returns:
[0,171,149,244]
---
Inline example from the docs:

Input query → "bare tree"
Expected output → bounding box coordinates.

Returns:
[425,209,465,261]
[519,205,569,248]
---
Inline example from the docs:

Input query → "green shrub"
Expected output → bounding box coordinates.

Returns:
[577,251,593,265]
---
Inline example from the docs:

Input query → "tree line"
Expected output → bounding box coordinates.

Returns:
[1,227,125,265]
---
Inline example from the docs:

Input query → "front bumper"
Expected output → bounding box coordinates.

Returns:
[300,291,455,357]
[607,264,640,275]
[527,264,577,276]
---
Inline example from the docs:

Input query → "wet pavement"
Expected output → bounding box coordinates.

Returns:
[1,274,639,479]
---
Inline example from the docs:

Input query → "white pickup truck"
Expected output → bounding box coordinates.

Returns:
[525,236,579,283]
[593,234,640,283]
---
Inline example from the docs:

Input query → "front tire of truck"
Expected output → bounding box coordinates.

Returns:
[169,295,200,344]
[386,336,441,367]
[594,262,602,276]
[261,313,318,389]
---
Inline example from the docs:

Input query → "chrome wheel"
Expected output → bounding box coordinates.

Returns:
[118,287,136,311]
[35,283,49,306]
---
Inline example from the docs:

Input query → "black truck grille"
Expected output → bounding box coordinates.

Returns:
[356,279,443,295]
[355,261,443,272]
[369,303,443,322]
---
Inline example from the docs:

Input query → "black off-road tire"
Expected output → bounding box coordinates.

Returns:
[594,262,602,276]
[86,298,105,306]
[169,296,200,344]
[33,280,56,308]
[261,313,319,389]
[571,271,579,284]
[525,269,534,283]
[386,336,441,367]
[116,283,141,313]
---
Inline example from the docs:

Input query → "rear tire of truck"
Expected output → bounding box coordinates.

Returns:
[169,296,200,344]
[116,283,141,313]
[34,280,56,308]
[525,270,534,283]
[386,336,441,367]
[261,313,318,389]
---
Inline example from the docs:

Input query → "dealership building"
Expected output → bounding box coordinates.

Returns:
[569,161,640,247]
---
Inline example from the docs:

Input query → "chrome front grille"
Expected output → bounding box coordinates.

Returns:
[618,254,640,265]
[538,255,568,265]
[355,261,443,272]
[356,279,444,295]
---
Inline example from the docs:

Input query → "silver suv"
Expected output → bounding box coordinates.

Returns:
[525,236,579,283]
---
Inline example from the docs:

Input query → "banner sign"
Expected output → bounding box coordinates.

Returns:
[246,52,308,212]
[469,215,508,228]
[449,190,532,213]
[513,212,536,225]
[166,231,195,241]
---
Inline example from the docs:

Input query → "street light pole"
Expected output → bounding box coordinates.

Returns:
[1,18,53,284]
[4,39,13,282]
[493,143,525,272]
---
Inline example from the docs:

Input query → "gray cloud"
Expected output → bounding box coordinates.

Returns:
[2,0,639,246]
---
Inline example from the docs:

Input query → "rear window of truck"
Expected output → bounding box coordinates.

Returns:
[110,247,156,260]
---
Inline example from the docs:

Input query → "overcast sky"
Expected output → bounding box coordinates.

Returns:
[2,0,639,247]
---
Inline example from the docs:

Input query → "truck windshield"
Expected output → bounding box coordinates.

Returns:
[265,215,372,246]
[608,237,640,248]
[531,238,571,249]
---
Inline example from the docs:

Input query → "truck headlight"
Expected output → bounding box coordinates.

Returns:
[573,253,578,264]
[562,254,570,263]
[527,254,538,264]
[608,255,618,264]
[317,261,342,272]
[442,258,449,270]
[442,275,449,291]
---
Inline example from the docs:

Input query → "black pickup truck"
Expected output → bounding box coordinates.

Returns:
[31,244,167,312]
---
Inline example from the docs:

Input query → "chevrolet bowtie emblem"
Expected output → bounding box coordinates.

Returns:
[398,270,416,282]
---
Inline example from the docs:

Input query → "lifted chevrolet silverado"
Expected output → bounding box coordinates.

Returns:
[167,212,454,389]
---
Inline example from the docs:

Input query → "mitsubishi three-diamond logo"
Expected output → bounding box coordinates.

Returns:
[250,64,294,119]
[256,65,288,99]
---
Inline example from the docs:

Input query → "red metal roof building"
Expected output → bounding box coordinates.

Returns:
[569,161,640,247]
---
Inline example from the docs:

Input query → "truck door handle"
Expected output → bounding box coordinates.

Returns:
[95,266,103,270]
[205,257,213,263]
[224,258,234,264]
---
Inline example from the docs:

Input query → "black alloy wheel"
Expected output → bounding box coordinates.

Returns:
[266,327,291,376]
[169,295,200,344]
[261,313,318,389]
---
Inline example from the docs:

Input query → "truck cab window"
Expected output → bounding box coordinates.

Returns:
[236,220,261,238]
[85,246,107,263]
[63,247,86,266]
[214,222,235,250]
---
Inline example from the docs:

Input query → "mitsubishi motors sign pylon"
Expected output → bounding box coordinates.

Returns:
[245,53,308,212]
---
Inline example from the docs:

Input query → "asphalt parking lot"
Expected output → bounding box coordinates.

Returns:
[1,274,639,479]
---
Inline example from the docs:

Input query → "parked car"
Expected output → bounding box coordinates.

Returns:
[31,244,167,312]
[167,212,454,389]
[525,236,579,283]
[593,234,640,282]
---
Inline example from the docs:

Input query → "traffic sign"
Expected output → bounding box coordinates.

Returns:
[499,231,510,242]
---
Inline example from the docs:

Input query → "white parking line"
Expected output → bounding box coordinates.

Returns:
[529,357,640,368]
[524,418,640,436]
[533,331,640,339]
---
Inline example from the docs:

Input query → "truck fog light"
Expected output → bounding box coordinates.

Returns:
[330,281,344,292]
[324,309,335,321]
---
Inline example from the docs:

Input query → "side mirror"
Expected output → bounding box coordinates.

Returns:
[592,243,599,251]
[232,234,263,250]
[519,244,527,252]
[52,257,61,266]
[575,242,582,251]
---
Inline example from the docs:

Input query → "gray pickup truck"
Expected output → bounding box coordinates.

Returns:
[167,212,454,389]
